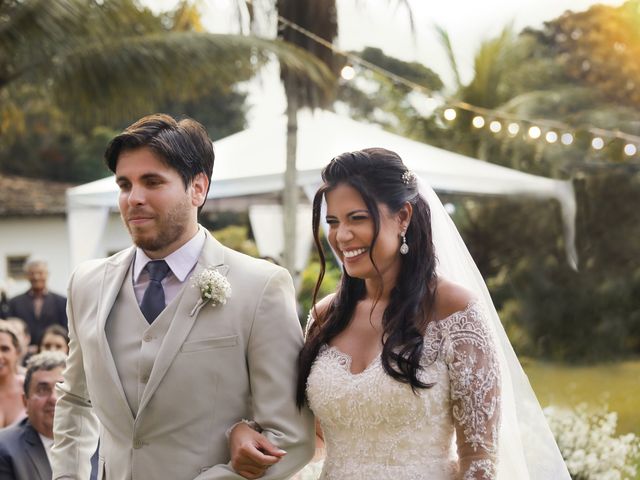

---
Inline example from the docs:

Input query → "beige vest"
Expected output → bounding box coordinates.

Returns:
[105,265,182,416]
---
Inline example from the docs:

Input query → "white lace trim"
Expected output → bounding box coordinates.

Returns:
[306,301,500,479]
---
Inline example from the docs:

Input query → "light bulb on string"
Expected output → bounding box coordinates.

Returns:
[528,126,542,139]
[591,137,605,150]
[472,116,485,128]
[624,143,637,156]
[443,108,457,121]
[561,133,574,145]
[545,131,558,143]
[507,123,520,136]
[489,121,502,133]
[340,65,356,80]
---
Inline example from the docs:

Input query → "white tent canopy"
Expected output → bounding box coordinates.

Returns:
[66,109,576,269]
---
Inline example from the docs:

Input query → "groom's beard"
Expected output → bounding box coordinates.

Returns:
[123,196,191,254]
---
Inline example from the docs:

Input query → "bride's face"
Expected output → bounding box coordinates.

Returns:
[325,183,405,284]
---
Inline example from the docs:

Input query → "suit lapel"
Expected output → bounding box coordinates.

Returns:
[96,247,137,421]
[23,422,52,479]
[137,232,227,415]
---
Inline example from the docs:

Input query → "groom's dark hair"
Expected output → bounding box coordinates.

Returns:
[104,113,214,208]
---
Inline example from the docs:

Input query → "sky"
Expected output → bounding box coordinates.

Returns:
[148,0,625,122]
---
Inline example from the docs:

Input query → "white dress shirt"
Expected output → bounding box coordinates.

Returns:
[39,433,53,465]
[132,228,206,305]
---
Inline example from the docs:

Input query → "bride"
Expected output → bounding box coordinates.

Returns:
[229,148,570,479]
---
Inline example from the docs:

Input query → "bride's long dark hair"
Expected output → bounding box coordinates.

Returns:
[296,148,438,407]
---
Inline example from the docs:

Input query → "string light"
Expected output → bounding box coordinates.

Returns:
[443,108,457,121]
[591,137,605,150]
[624,143,637,156]
[561,133,574,145]
[340,65,355,80]
[472,116,485,128]
[264,4,640,159]
[528,126,542,139]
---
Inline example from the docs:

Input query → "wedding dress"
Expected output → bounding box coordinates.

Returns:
[307,301,499,480]
[302,177,570,480]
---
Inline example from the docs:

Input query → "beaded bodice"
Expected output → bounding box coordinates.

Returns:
[306,302,500,480]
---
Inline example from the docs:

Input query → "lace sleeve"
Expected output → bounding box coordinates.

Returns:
[444,302,501,480]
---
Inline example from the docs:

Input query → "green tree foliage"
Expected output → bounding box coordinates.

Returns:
[441,2,640,361]
[211,225,259,257]
[0,0,331,126]
[0,0,335,181]
[336,47,444,133]
[340,2,640,360]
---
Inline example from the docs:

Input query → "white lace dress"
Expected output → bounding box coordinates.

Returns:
[305,302,500,480]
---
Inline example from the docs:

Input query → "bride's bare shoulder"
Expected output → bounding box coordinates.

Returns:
[433,278,476,321]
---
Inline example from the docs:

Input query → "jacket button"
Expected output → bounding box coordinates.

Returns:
[133,439,143,449]
[143,333,152,342]
[140,373,149,383]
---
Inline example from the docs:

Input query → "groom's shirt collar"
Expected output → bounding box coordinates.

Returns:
[133,227,206,283]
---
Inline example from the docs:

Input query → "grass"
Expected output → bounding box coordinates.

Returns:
[523,359,640,479]
[523,358,640,435]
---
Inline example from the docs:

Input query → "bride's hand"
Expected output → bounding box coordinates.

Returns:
[229,423,286,479]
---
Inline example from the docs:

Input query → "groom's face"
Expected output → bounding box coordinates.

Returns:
[115,146,207,258]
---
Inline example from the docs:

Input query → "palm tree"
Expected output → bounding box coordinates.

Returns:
[257,0,413,278]
[0,0,333,129]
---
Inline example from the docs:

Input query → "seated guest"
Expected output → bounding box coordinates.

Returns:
[8,259,67,351]
[0,351,65,479]
[39,325,69,355]
[0,352,97,480]
[0,322,25,427]
[4,318,31,372]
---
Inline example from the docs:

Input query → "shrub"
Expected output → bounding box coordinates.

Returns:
[544,404,640,480]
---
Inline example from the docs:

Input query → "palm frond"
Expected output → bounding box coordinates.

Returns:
[46,32,333,124]
[434,24,462,90]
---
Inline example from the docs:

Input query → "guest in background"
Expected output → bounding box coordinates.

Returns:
[5,318,31,372]
[0,351,66,480]
[0,322,25,428]
[0,287,9,320]
[8,259,67,352]
[39,325,69,355]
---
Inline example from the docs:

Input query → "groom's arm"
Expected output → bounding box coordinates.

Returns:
[193,267,315,480]
[51,270,100,480]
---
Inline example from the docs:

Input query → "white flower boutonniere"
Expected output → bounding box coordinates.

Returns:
[189,267,231,316]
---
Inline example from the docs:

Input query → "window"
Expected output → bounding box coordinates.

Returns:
[7,255,28,280]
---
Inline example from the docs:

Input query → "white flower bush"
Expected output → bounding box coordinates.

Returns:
[544,403,640,480]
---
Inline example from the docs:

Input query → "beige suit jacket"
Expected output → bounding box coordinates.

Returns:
[52,232,314,480]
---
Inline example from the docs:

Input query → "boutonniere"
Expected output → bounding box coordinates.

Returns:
[189,266,231,316]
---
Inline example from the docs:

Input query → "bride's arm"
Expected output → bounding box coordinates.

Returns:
[445,301,501,479]
[312,418,325,461]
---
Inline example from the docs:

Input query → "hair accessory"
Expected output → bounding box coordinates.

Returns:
[402,170,416,185]
[400,232,409,255]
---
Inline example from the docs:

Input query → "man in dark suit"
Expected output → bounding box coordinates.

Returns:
[8,259,67,350]
[0,351,65,479]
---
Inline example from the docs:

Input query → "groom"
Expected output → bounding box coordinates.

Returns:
[51,114,314,479]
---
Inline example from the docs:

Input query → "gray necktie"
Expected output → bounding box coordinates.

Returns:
[140,260,170,324]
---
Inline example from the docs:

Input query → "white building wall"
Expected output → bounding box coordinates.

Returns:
[1,216,70,297]
[101,212,131,257]
[1,212,131,298]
